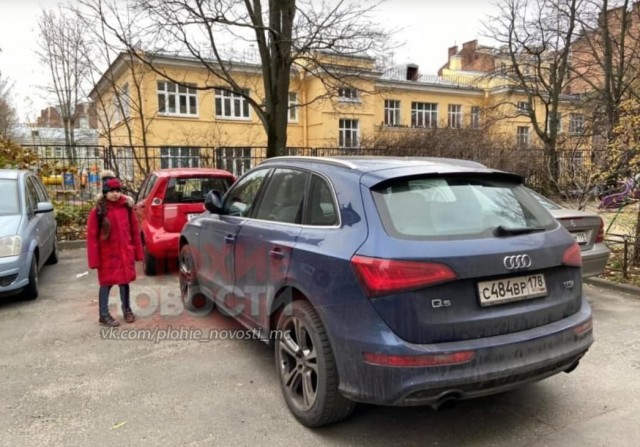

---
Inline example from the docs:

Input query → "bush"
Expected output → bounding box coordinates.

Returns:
[54,201,94,240]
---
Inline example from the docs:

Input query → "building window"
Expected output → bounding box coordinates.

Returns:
[547,112,562,135]
[471,106,481,128]
[411,102,438,128]
[338,87,359,102]
[569,113,584,135]
[114,147,134,181]
[384,100,401,126]
[339,119,359,148]
[517,126,529,148]
[448,104,462,128]
[217,147,253,177]
[215,88,250,119]
[517,101,530,114]
[288,93,298,122]
[157,81,198,116]
[160,147,200,169]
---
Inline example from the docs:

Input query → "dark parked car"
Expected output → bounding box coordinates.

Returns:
[134,168,235,275]
[179,157,593,427]
[528,189,610,278]
[0,169,58,300]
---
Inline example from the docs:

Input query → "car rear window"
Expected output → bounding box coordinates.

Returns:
[164,176,232,204]
[0,179,19,215]
[372,175,556,239]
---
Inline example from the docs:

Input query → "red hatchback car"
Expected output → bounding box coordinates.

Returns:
[134,168,235,275]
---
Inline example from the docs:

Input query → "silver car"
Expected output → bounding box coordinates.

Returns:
[529,189,610,278]
[0,170,58,300]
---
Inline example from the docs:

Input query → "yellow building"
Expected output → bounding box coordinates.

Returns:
[89,49,585,160]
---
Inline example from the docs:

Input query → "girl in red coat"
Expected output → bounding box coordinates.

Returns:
[87,177,143,327]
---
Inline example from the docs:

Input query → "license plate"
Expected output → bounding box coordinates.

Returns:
[187,213,200,220]
[477,274,547,307]
[571,231,588,244]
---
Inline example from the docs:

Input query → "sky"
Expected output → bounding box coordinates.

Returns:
[0,0,498,123]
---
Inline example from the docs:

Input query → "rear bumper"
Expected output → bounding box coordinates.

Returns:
[143,226,180,259]
[320,297,593,406]
[581,243,610,278]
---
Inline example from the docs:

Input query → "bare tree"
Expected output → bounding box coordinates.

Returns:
[0,68,17,138]
[37,5,92,160]
[80,0,389,158]
[483,0,583,189]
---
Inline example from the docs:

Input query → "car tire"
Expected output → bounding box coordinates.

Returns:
[23,257,39,301]
[143,246,156,276]
[275,300,355,427]
[179,244,213,314]
[45,236,59,265]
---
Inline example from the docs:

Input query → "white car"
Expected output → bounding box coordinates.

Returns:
[529,189,610,278]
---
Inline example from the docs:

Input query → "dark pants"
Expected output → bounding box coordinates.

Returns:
[98,284,131,317]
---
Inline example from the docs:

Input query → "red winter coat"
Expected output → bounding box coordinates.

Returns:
[87,196,143,286]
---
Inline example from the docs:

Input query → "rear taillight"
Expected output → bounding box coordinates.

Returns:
[595,218,605,243]
[363,350,475,367]
[150,197,164,222]
[562,242,582,267]
[351,255,457,297]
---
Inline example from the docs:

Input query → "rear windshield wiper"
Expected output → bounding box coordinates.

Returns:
[494,225,545,236]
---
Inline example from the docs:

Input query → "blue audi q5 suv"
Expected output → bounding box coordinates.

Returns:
[179,156,593,427]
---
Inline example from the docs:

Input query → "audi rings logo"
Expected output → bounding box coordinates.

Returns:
[503,254,532,270]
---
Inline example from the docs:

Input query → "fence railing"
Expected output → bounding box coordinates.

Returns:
[604,233,640,284]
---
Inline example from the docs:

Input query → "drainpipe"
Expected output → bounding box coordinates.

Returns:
[300,71,308,148]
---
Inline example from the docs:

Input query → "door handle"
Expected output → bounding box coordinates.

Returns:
[224,235,235,244]
[269,248,285,260]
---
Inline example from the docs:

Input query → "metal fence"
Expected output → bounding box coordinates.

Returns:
[22,144,605,195]
[18,143,640,284]
[17,143,609,229]
[604,233,640,284]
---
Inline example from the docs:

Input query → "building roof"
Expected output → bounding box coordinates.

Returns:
[10,124,99,146]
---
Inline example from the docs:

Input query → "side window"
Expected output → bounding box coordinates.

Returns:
[30,176,50,202]
[255,169,309,224]
[306,175,338,226]
[25,177,39,216]
[138,175,157,201]
[225,168,270,217]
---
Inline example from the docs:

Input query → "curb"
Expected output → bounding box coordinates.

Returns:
[585,277,640,296]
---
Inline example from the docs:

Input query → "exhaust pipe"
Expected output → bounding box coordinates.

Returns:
[563,360,580,374]
[432,391,462,410]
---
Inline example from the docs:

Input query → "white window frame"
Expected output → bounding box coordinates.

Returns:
[384,99,401,126]
[517,101,530,114]
[517,126,530,148]
[448,104,462,128]
[215,88,251,120]
[288,92,298,122]
[160,147,201,169]
[569,113,584,135]
[157,81,198,116]
[114,147,135,181]
[471,106,481,128]
[411,102,438,128]
[338,87,359,102]
[339,119,359,148]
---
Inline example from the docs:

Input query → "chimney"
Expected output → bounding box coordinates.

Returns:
[448,45,458,58]
[406,64,419,81]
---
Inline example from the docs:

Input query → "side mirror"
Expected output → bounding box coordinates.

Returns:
[204,190,224,214]
[35,202,54,214]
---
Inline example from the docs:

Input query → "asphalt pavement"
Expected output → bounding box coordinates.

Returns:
[1,248,639,447]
